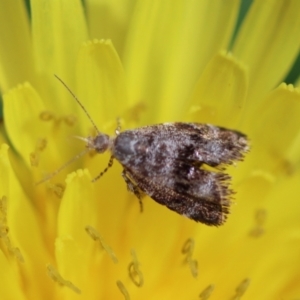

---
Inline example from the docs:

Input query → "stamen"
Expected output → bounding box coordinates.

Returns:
[182,238,198,278]
[255,209,267,225]
[49,183,66,199]
[0,195,7,223]
[40,111,55,121]
[30,152,39,167]
[46,264,81,294]
[85,225,118,263]
[199,284,214,300]
[0,196,24,263]
[125,102,146,123]
[249,209,267,237]
[64,114,77,126]
[36,138,47,151]
[0,224,9,236]
[128,249,144,287]
[116,280,130,300]
[40,110,77,128]
[10,246,24,263]
[230,278,250,299]
[186,257,198,278]
[1,236,24,263]
[182,238,195,255]
[30,138,48,167]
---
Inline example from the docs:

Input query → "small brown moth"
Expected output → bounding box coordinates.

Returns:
[41,75,249,226]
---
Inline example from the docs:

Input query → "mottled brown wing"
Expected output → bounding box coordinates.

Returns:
[126,160,232,226]
[131,122,249,168]
[114,122,248,225]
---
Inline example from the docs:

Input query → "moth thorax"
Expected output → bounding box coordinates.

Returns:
[87,134,111,153]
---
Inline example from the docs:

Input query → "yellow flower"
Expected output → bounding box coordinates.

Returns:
[0,0,300,299]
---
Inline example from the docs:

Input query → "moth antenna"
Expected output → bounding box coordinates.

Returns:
[54,74,100,135]
[35,149,89,185]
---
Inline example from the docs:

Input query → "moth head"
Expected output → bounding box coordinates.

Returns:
[86,134,111,153]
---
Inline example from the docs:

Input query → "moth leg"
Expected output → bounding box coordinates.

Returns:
[122,170,144,212]
[92,156,114,182]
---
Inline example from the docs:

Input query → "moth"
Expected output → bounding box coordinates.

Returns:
[43,75,249,226]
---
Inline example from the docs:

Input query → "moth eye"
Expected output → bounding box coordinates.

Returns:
[92,134,110,153]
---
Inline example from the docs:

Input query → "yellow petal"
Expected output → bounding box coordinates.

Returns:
[57,169,97,243]
[233,0,300,101]
[53,169,118,298]
[76,39,128,133]
[187,51,247,128]
[0,1,34,91]
[3,82,82,184]
[55,169,100,297]
[123,0,240,123]
[264,175,300,299]
[31,0,88,112]
[0,250,27,299]
[3,83,46,166]
[249,83,300,174]
[86,0,134,54]
[0,144,53,299]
